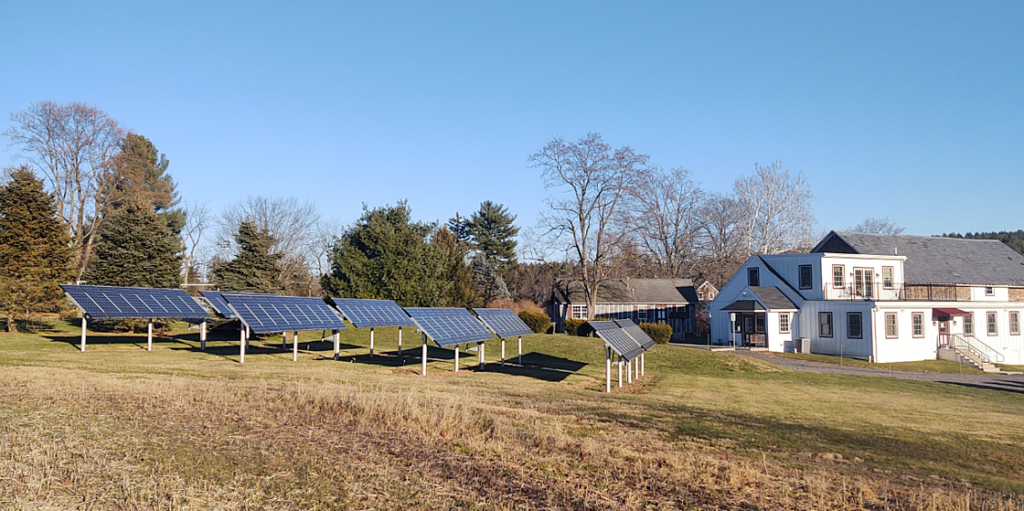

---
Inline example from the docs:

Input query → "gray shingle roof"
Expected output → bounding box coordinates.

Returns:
[554,278,697,304]
[748,287,798,310]
[814,231,1024,286]
[721,300,765,312]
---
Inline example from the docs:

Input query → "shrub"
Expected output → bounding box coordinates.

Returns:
[640,322,672,345]
[564,318,587,336]
[488,299,544,315]
[518,310,551,334]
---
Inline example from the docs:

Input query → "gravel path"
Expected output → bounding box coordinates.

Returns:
[733,350,1024,394]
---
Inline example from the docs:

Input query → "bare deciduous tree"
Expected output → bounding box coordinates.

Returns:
[181,200,211,285]
[619,166,706,278]
[4,101,124,277]
[530,133,649,319]
[849,217,905,235]
[734,161,816,255]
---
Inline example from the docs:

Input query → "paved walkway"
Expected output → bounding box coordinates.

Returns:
[733,350,1024,394]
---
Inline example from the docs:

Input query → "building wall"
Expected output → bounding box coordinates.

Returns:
[708,256,805,345]
[797,300,875,360]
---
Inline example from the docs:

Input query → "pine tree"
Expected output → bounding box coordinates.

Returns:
[321,201,447,306]
[84,200,183,288]
[102,133,184,232]
[471,253,511,303]
[435,227,481,307]
[0,166,75,330]
[213,221,284,293]
[466,201,519,271]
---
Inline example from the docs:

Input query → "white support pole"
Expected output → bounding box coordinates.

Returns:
[478,342,485,370]
[80,318,87,352]
[641,352,645,376]
[454,344,459,372]
[369,327,374,358]
[293,331,298,362]
[627,357,633,383]
[421,333,427,376]
[398,327,403,356]
[282,332,287,350]
[517,336,522,365]
[246,326,251,340]
[636,357,641,378]
[501,338,505,367]
[605,346,611,393]
[618,355,623,387]
[147,319,153,351]
[200,320,207,351]
[333,329,340,360]
[239,327,246,364]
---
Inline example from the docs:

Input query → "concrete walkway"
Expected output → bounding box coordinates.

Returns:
[733,350,1024,394]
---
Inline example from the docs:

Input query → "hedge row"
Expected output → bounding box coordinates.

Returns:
[639,322,672,344]
[518,310,552,334]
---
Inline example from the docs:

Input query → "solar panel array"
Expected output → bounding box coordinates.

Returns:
[61,285,210,320]
[615,319,656,350]
[223,293,347,334]
[199,291,237,319]
[472,308,533,338]
[331,298,415,328]
[405,307,495,346]
[588,321,644,361]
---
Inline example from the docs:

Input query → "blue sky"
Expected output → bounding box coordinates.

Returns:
[2,1,1022,239]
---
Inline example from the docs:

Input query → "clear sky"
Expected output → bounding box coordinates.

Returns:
[2,1,1022,239]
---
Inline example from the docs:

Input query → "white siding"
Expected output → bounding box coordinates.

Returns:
[798,301,874,360]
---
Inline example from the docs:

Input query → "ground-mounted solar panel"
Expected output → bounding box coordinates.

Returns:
[199,291,237,319]
[472,308,533,338]
[222,293,347,335]
[588,321,644,361]
[405,307,494,347]
[614,319,656,350]
[61,285,210,320]
[331,298,415,328]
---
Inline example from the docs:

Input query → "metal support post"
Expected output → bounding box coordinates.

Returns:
[80,318,87,352]
[517,336,522,365]
[200,320,207,351]
[398,326,403,356]
[501,338,505,367]
[641,352,645,376]
[333,329,340,360]
[147,319,153,351]
[478,342,485,370]
[293,331,298,362]
[627,357,633,383]
[282,332,287,350]
[369,327,374,358]
[618,355,623,387]
[239,327,246,364]
[454,345,459,372]
[605,346,611,393]
[421,333,427,376]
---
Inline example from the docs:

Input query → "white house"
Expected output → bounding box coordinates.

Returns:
[708,231,1024,367]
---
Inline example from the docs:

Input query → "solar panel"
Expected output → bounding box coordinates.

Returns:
[472,308,533,338]
[331,298,415,328]
[60,285,210,320]
[615,319,656,350]
[405,307,494,347]
[222,293,347,335]
[588,321,644,361]
[199,291,237,319]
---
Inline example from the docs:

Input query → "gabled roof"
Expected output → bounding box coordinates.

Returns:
[554,278,697,305]
[812,230,1024,286]
[697,281,718,292]
[721,300,764,312]
[748,287,798,310]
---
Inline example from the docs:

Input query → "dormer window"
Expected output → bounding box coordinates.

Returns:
[748,268,760,287]
[985,286,994,296]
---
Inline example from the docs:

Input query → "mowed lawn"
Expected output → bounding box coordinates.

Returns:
[1,320,1023,510]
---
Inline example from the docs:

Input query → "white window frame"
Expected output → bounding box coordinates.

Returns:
[885,313,898,338]
[637,305,648,321]
[987,311,998,336]
[1011,311,1020,336]
[964,314,974,336]
[570,304,588,319]
[779,313,790,334]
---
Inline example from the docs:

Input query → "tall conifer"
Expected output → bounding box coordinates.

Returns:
[85,200,183,288]
[213,221,284,293]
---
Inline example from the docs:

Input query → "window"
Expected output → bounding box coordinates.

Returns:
[697,291,704,300]
[570,304,587,319]
[748,267,760,287]
[987,312,998,336]
[1011,311,1020,336]
[882,267,894,289]
[779,313,790,334]
[832,265,845,288]
[637,305,648,321]
[755,313,765,333]
[799,265,813,289]
[912,312,924,338]
[818,312,833,338]
[657,307,666,320]
[847,312,863,339]
[964,315,974,336]
[885,313,898,338]
[985,287,995,296]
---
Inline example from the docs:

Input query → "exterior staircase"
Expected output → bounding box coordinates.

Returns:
[946,334,1003,373]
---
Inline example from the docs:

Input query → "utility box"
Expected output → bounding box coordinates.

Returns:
[796,338,810,353]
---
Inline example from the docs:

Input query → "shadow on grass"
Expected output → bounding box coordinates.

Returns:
[939,379,1024,395]
[482,352,588,382]
[320,346,587,381]
[45,333,193,351]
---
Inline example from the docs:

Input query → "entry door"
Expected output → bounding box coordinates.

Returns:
[854,268,873,299]
[937,320,949,346]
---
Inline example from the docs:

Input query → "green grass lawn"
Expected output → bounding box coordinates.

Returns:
[2,319,1023,509]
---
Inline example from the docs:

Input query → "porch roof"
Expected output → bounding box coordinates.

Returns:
[721,300,765,312]
[932,307,971,320]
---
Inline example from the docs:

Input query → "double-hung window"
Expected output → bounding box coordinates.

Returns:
[779,313,790,334]
[847,312,863,339]
[818,312,833,338]
[912,312,924,338]
[637,305,648,321]
[799,265,812,290]
[748,268,760,287]
[885,313,898,338]
[882,267,894,289]
[1010,311,1020,336]
[964,315,974,336]
[832,265,845,289]
[988,312,998,336]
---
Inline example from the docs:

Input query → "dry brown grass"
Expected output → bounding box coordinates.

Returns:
[1,362,1021,510]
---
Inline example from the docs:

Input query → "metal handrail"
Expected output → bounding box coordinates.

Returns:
[824,283,904,301]
[951,334,1005,364]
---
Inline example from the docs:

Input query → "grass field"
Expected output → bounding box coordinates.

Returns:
[2,319,1023,510]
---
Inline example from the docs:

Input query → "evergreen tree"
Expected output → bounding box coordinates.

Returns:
[213,221,285,293]
[471,253,511,303]
[321,201,447,306]
[85,200,183,288]
[435,227,481,307]
[466,201,519,271]
[447,212,471,243]
[102,133,184,232]
[0,167,75,330]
